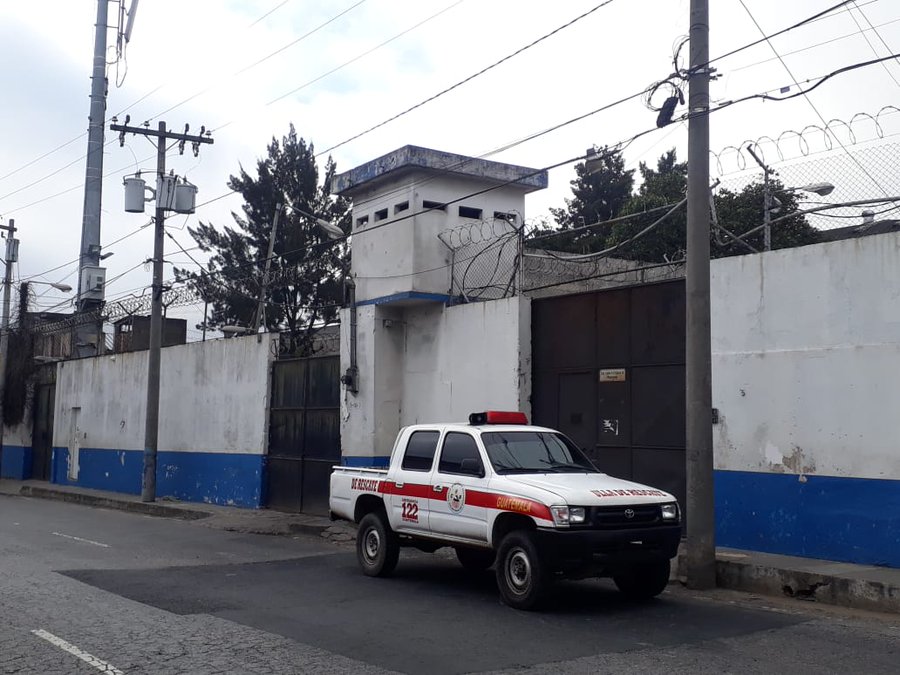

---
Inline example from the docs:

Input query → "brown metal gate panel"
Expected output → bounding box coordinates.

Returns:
[532,280,686,515]
[267,355,340,514]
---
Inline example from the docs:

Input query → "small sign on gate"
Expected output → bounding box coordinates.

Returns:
[599,368,626,382]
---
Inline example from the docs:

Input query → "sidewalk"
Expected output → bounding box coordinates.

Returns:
[3,479,897,613]
[0,479,355,543]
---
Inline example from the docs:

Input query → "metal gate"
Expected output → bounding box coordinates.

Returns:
[266,355,341,514]
[31,364,57,481]
[532,280,686,512]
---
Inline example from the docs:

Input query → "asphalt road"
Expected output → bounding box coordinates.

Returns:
[2,494,899,675]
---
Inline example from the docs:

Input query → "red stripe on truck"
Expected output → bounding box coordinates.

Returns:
[374,481,553,522]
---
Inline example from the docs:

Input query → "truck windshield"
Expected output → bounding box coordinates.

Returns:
[481,432,599,474]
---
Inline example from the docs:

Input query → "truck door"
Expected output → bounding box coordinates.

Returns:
[387,429,440,534]
[429,431,490,543]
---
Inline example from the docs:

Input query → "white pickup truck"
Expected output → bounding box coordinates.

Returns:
[329,411,681,610]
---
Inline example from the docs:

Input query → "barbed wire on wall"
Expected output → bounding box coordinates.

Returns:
[711,106,900,175]
[438,215,522,302]
[715,141,900,230]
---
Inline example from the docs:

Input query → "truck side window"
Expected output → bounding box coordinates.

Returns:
[401,431,440,471]
[438,433,484,476]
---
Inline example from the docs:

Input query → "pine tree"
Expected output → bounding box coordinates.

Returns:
[176,125,350,354]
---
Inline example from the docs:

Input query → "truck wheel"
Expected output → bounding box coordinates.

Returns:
[356,512,399,577]
[613,559,671,600]
[455,547,495,572]
[495,531,546,610]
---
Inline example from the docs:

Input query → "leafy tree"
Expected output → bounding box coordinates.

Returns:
[3,283,37,426]
[597,149,819,262]
[714,180,819,255]
[542,146,634,253]
[176,125,350,354]
[609,149,688,262]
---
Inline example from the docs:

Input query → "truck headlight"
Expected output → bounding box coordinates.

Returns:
[569,507,586,524]
[550,506,586,526]
[660,503,679,521]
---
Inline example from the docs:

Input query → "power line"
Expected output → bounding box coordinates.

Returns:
[737,0,895,199]
[847,1,900,87]
[145,0,369,125]
[317,0,619,155]
[208,0,464,133]
[707,0,856,69]
[730,14,900,74]
[0,1,301,186]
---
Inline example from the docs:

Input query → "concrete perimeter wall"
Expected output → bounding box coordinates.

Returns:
[51,335,276,507]
[711,232,900,566]
[0,418,33,480]
[341,296,530,465]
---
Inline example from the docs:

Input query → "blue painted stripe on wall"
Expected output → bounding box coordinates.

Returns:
[715,469,900,568]
[51,447,264,508]
[342,455,390,468]
[1,445,32,480]
[356,291,450,307]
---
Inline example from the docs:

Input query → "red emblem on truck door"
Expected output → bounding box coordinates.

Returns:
[447,484,465,512]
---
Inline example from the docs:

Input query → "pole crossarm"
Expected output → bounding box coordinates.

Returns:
[110,124,214,146]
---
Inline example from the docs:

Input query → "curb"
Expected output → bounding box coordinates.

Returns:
[716,557,900,615]
[19,485,211,521]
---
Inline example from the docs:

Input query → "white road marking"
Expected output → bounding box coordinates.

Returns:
[31,629,124,675]
[51,532,110,548]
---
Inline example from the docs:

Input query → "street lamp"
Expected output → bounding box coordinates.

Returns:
[746,144,836,251]
[30,281,73,293]
[253,204,346,335]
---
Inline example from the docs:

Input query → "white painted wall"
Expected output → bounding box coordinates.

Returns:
[711,233,900,480]
[2,420,31,447]
[351,170,529,302]
[401,297,531,425]
[52,335,276,454]
[340,297,531,460]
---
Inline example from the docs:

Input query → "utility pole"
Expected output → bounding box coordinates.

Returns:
[255,204,283,335]
[685,0,716,589]
[110,121,212,502]
[0,219,18,477]
[75,0,111,358]
[746,145,773,251]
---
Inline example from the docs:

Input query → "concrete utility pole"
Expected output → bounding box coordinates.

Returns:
[76,0,111,358]
[110,121,212,502]
[685,0,716,589]
[255,204,283,334]
[0,219,18,476]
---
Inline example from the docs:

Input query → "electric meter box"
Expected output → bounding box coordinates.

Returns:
[80,266,106,300]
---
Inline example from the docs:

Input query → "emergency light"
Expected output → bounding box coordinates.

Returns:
[469,411,529,425]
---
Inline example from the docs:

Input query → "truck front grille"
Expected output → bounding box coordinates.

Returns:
[589,504,661,528]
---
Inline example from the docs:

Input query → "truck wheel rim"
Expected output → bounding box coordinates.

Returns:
[363,527,381,563]
[505,548,531,594]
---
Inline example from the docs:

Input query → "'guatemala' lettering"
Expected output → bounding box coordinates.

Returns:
[496,496,533,513]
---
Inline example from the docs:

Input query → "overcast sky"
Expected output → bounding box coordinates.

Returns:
[1,0,898,337]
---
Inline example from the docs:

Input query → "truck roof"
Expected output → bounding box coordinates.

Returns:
[402,423,557,434]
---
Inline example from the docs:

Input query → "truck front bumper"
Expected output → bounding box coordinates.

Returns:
[535,524,681,575]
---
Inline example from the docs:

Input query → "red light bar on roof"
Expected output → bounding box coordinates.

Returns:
[469,411,529,425]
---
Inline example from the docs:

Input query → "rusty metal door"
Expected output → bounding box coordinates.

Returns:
[31,383,55,481]
[532,280,686,514]
[267,355,340,514]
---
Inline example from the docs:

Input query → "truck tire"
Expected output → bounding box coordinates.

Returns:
[455,546,495,572]
[613,559,671,600]
[356,512,399,577]
[495,531,547,610]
